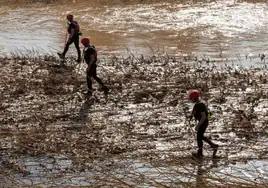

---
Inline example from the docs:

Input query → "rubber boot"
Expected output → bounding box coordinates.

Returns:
[103,85,109,95]
[192,149,203,159]
[57,52,65,59]
[212,144,219,158]
[76,57,81,63]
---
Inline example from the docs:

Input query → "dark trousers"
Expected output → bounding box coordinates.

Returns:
[86,63,105,90]
[197,122,214,155]
[63,35,81,59]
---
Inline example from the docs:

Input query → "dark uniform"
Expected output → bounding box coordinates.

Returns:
[84,45,108,95]
[62,21,81,61]
[192,102,218,157]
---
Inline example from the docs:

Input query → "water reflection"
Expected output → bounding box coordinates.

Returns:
[11,155,268,187]
[195,157,219,187]
[1,1,268,60]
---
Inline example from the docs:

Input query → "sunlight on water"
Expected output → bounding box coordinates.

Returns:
[1,0,268,58]
[14,156,268,186]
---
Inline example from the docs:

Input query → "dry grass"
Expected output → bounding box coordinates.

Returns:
[1,53,268,187]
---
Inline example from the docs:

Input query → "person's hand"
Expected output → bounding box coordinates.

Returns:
[195,124,200,131]
[189,115,193,121]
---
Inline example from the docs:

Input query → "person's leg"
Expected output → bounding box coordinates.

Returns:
[73,35,81,61]
[61,38,74,58]
[90,64,103,85]
[203,133,219,158]
[86,68,93,95]
[203,136,215,146]
[198,123,219,157]
[91,64,109,94]
[197,122,212,156]
[197,127,205,156]
[201,123,218,147]
[92,74,106,87]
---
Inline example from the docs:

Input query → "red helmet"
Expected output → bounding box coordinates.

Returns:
[81,38,90,46]
[189,90,200,99]
[66,14,73,21]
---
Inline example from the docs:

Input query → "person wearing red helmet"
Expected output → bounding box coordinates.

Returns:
[189,90,218,158]
[58,14,82,62]
[81,38,109,96]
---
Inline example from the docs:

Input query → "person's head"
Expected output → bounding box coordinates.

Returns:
[66,14,73,22]
[81,38,90,47]
[189,90,200,103]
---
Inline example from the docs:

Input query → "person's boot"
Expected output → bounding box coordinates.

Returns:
[212,144,219,158]
[57,52,65,60]
[86,90,92,97]
[103,85,109,95]
[192,149,203,159]
[192,152,203,160]
[76,57,81,63]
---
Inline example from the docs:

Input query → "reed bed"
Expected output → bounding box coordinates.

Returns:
[1,52,268,187]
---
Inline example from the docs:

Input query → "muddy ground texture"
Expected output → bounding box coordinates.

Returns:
[1,54,268,187]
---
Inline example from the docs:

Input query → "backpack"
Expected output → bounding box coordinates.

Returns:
[69,21,82,36]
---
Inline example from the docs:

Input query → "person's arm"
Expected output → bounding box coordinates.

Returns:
[82,48,86,63]
[67,28,75,43]
[87,54,95,71]
[195,112,206,131]
[189,109,194,121]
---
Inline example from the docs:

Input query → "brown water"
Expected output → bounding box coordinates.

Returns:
[1,0,268,60]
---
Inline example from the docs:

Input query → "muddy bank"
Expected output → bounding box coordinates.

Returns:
[0,53,268,187]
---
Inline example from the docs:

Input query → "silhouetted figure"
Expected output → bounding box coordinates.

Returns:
[80,38,109,96]
[58,14,81,62]
[189,90,219,158]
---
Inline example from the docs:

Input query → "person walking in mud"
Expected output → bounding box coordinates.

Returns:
[81,38,109,96]
[189,90,219,158]
[58,14,82,62]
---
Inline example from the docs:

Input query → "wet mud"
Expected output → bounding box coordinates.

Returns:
[1,53,268,186]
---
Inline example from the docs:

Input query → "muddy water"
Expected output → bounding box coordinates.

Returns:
[1,0,268,59]
[12,156,268,186]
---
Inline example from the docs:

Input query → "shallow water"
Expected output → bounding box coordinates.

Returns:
[12,155,268,187]
[1,0,268,59]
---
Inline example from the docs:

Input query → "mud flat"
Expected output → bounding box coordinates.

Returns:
[1,53,268,187]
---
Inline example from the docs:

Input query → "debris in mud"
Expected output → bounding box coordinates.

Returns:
[1,54,268,187]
